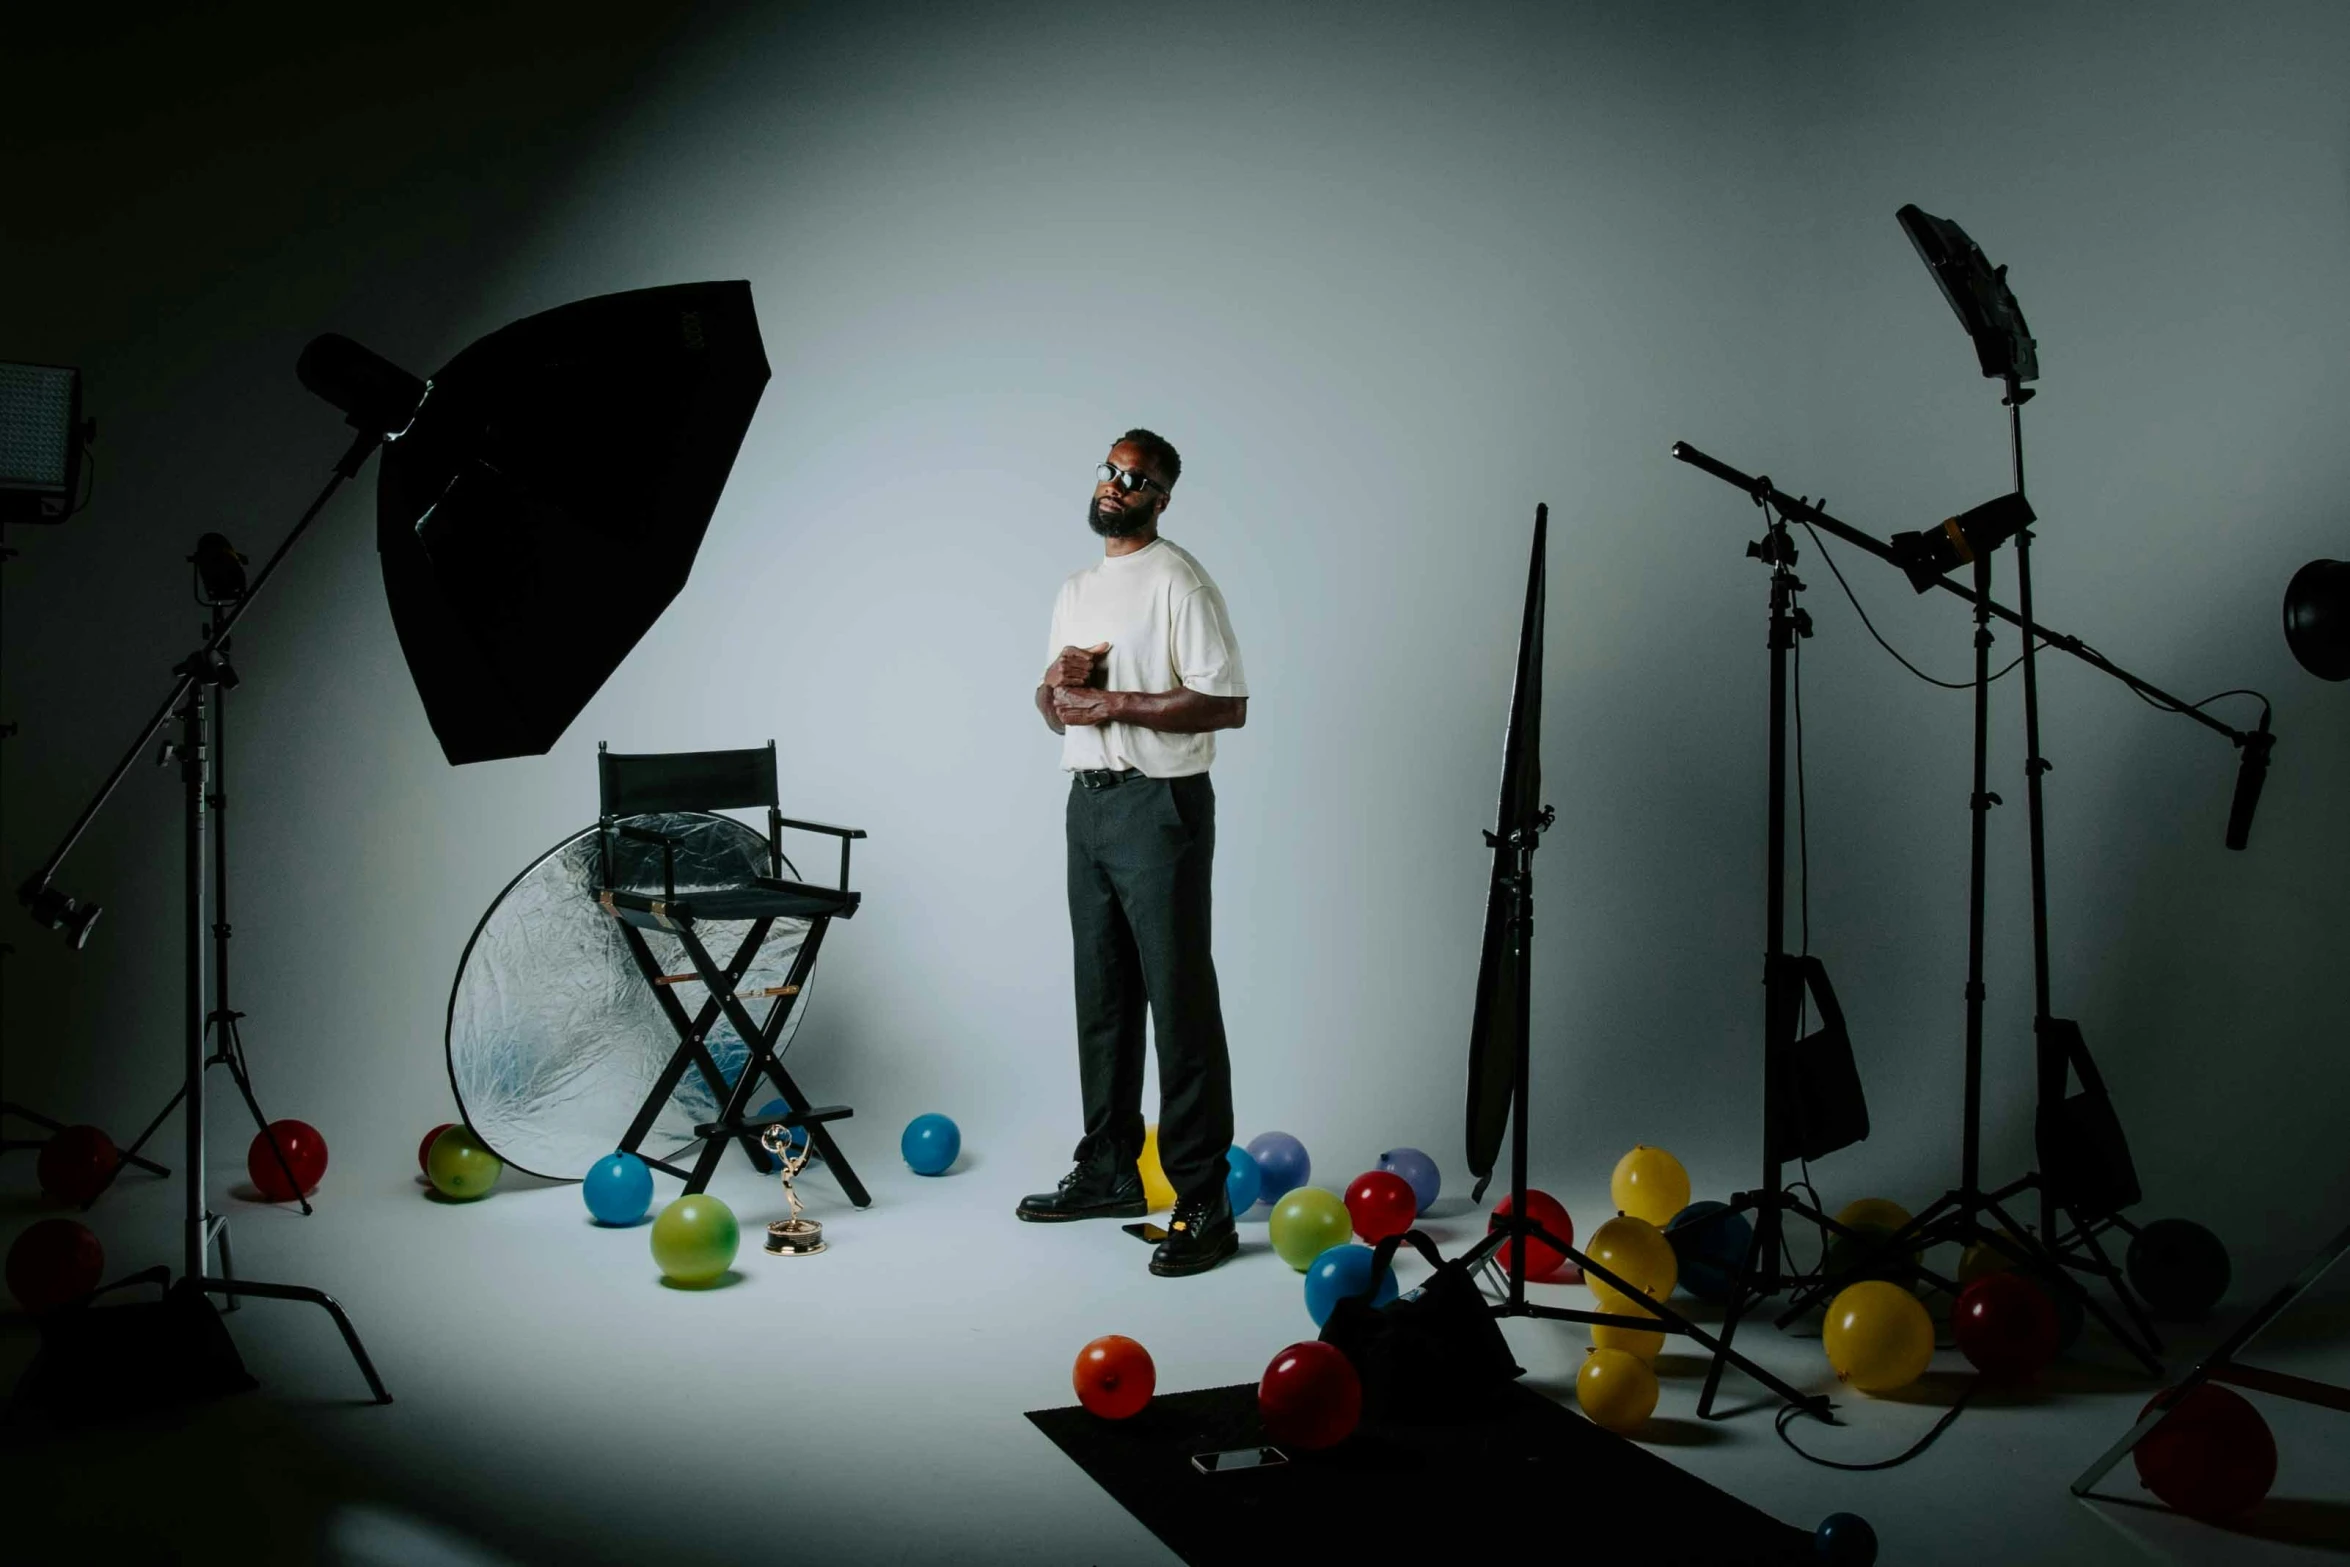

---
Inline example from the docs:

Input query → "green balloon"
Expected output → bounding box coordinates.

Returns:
[1269,1187,1352,1271]
[427,1125,503,1201]
[651,1194,740,1286]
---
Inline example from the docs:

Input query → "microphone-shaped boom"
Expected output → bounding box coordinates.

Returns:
[2223,710,2274,852]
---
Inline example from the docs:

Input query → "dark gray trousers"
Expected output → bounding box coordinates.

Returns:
[1066,771,1233,1201]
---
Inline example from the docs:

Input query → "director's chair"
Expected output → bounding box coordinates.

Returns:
[596,741,871,1206]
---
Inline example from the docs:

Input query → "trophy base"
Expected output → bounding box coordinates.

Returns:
[764,1218,826,1257]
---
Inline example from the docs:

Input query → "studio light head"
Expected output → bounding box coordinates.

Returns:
[1888,492,2037,592]
[2283,558,2348,681]
[296,334,426,439]
[18,879,101,949]
[0,361,93,524]
[1898,204,2039,386]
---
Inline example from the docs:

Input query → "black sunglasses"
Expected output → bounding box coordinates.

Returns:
[1095,461,1168,496]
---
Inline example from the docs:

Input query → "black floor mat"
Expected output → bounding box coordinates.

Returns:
[1027,1380,1814,1565]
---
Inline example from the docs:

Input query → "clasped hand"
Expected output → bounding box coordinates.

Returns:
[1046,642,1113,726]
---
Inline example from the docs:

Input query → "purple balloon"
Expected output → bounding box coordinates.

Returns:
[1378,1147,1442,1214]
[1246,1131,1310,1206]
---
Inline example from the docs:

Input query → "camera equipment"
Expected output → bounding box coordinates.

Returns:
[1452,504,1831,1422]
[12,282,770,1409]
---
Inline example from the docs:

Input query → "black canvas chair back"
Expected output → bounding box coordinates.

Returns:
[592,740,870,1206]
[600,743,779,818]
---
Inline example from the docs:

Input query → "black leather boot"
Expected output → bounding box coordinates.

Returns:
[1150,1183,1238,1276]
[1016,1162,1147,1222]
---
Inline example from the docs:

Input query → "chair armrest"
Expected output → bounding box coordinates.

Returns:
[615,822,683,846]
[775,817,867,841]
[773,815,866,893]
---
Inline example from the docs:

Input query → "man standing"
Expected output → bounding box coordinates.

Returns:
[1016,429,1249,1278]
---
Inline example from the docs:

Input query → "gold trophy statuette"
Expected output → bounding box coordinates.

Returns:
[761,1123,826,1256]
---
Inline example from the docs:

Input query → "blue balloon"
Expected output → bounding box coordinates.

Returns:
[1303,1243,1402,1326]
[901,1113,961,1176]
[1246,1131,1309,1206]
[1223,1144,1262,1214]
[748,1099,811,1174]
[1667,1200,1754,1302]
[583,1151,654,1226]
[1813,1512,1877,1566]
[1376,1147,1442,1214]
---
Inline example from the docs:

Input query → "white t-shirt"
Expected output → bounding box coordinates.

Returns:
[1045,537,1247,778]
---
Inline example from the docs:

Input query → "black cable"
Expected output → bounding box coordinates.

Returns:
[1776,1382,1979,1470]
[1798,521,2040,689]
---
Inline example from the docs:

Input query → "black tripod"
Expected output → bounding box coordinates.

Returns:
[1757,387,2161,1371]
[18,439,390,1402]
[1689,491,1912,1419]
[95,556,314,1216]
[2,517,169,1183]
[1670,441,2246,1375]
[1457,504,1831,1421]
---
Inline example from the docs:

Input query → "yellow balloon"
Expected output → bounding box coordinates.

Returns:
[1834,1197,1914,1234]
[1959,1230,2028,1285]
[1588,1278,1665,1362]
[1138,1124,1175,1212]
[1587,1214,1678,1301]
[1610,1145,1691,1229]
[1822,1280,1935,1393]
[1577,1346,1659,1432]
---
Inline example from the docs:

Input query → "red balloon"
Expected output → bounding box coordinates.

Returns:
[7,1218,105,1314]
[1258,1340,1363,1451]
[1344,1170,1418,1244]
[1073,1334,1156,1420]
[1489,1189,1575,1282]
[37,1125,121,1206]
[419,1122,456,1175]
[248,1119,329,1201]
[1952,1272,2060,1380]
[2133,1383,2277,1522]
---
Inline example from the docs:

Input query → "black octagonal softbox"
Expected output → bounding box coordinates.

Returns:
[377,281,770,763]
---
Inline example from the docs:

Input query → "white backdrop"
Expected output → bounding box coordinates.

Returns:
[6,0,2345,1277]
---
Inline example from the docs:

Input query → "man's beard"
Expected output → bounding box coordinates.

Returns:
[1088,495,1155,538]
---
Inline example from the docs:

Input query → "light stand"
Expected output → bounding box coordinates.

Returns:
[93,546,316,1217]
[1686,488,1903,1418]
[17,434,391,1403]
[1455,504,1832,1421]
[1670,442,2258,1370]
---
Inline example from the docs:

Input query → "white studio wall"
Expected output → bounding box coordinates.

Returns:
[4,0,2344,1282]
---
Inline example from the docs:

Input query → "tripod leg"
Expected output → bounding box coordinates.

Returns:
[203,1276,392,1404]
[1697,1219,1768,1420]
[92,1082,191,1202]
[220,1021,312,1217]
[1981,1194,2161,1373]
[215,1217,238,1310]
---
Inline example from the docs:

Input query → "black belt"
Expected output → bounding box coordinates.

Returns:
[1073,768,1144,790]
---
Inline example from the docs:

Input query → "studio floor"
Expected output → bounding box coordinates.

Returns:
[4,1140,2345,1566]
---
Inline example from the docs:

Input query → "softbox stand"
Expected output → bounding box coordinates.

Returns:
[1456,505,1832,1422]
[1672,441,2258,1371]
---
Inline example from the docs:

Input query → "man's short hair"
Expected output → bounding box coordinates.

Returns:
[1118,428,1181,488]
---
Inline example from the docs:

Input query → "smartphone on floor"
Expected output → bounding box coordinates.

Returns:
[1190,1447,1288,1476]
